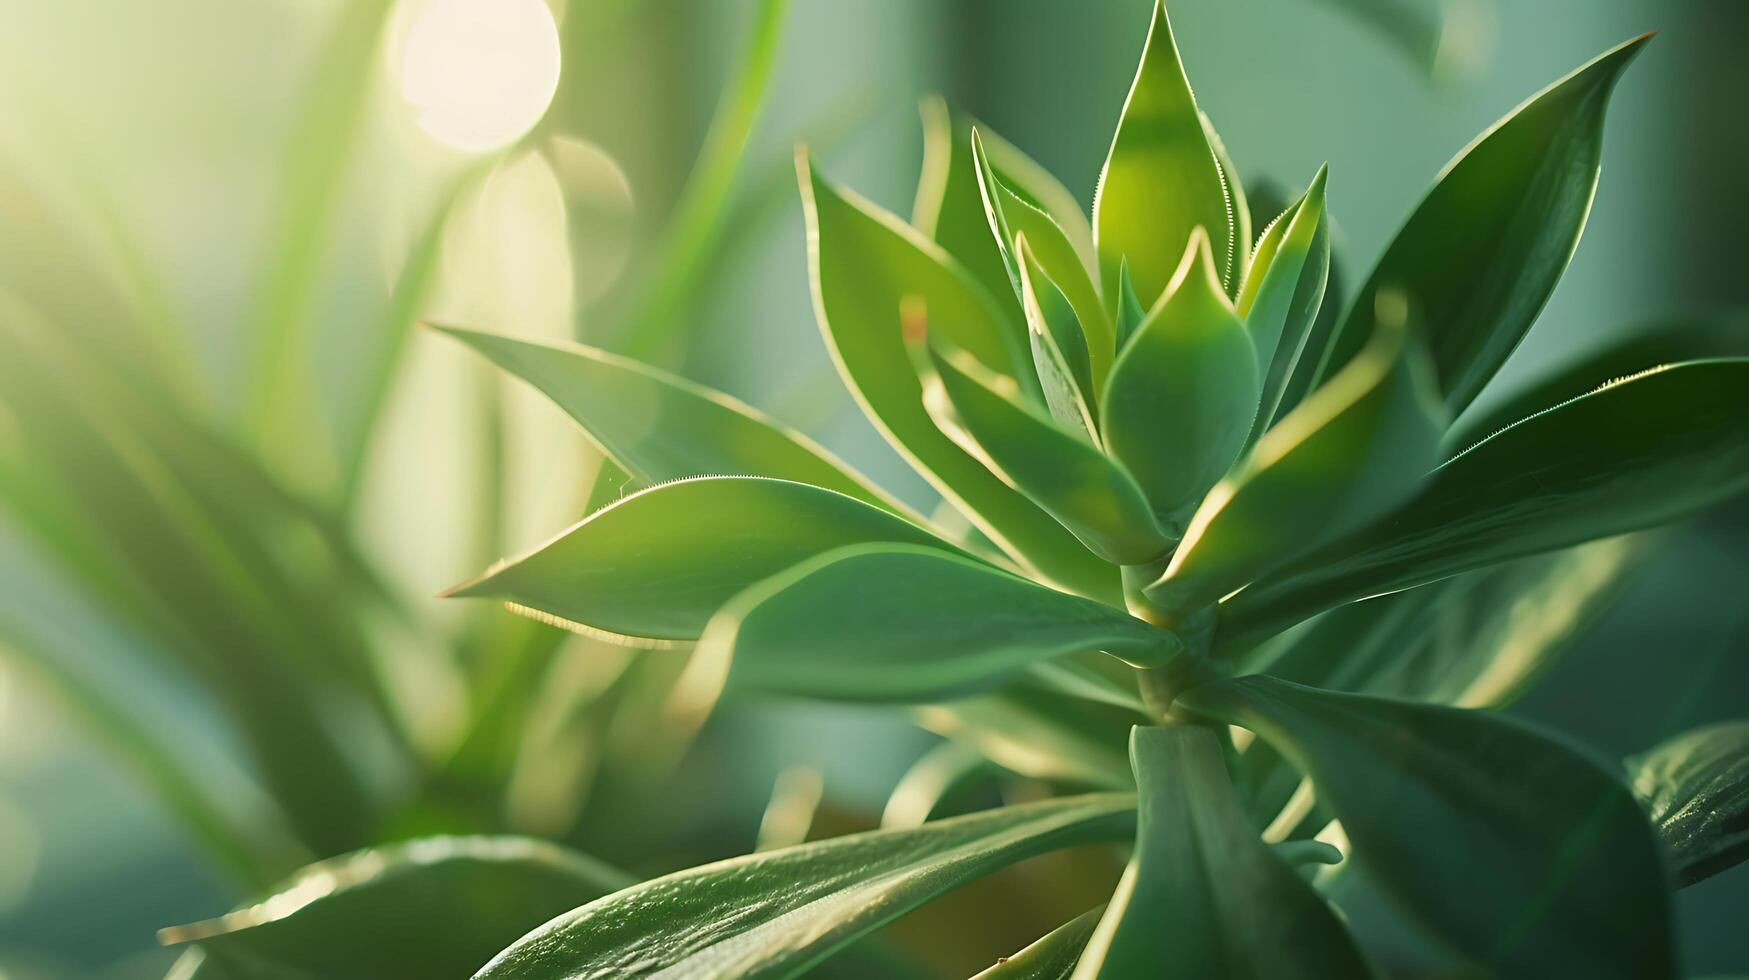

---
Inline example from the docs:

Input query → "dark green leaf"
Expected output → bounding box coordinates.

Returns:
[1176,676,1676,978]
[160,836,631,979]
[1307,35,1651,412]
[1222,358,1749,647]
[699,544,1178,702]
[475,794,1137,980]
[1630,721,1749,886]
[1074,725,1372,979]
[974,906,1103,980]
[1235,166,1331,440]
[449,476,958,643]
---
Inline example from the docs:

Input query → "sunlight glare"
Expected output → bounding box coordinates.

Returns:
[396,0,561,153]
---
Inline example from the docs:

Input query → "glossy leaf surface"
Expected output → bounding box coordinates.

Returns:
[1177,676,1676,978]
[1015,237,1098,435]
[975,907,1103,980]
[475,794,1137,980]
[1235,167,1331,437]
[1630,721,1749,886]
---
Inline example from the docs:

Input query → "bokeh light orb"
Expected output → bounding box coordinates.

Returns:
[396,0,561,153]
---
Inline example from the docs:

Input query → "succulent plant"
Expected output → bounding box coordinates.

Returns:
[161,2,1749,977]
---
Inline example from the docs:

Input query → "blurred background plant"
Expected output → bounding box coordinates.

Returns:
[0,0,1744,977]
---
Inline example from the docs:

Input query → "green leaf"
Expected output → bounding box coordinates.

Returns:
[449,476,957,643]
[1222,358,1749,647]
[1111,260,1146,352]
[160,836,631,980]
[1094,0,1236,303]
[1176,676,1677,978]
[914,684,1134,790]
[698,544,1178,703]
[1102,229,1260,528]
[1630,721,1749,886]
[1306,35,1652,413]
[1235,166,1331,439]
[800,157,1119,602]
[1015,237,1098,437]
[436,327,912,516]
[973,131,1112,392]
[1074,725,1372,979]
[974,906,1104,980]
[913,98,1024,326]
[918,337,1169,564]
[974,123,1098,276]
[1151,306,1445,613]
[474,794,1137,980]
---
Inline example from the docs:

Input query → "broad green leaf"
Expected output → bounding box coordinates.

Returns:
[1176,676,1677,978]
[1151,306,1444,613]
[1306,35,1651,412]
[913,98,1023,324]
[1630,721,1749,886]
[1222,358,1749,646]
[1074,725,1372,979]
[975,907,1104,980]
[919,338,1169,564]
[160,836,631,980]
[1016,237,1098,437]
[434,327,912,517]
[974,131,1113,391]
[1093,0,1236,303]
[1101,230,1260,527]
[1235,166,1331,438]
[475,794,1137,980]
[800,158,1119,601]
[449,477,956,643]
[698,544,1179,702]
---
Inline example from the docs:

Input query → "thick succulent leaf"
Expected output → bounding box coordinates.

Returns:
[1093,0,1236,303]
[1015,237,1099,436]
[1202,111,1251,285]
[920,339,1169,564]
[800,158,1119,601]
[974,907,1104,980]
[1176,676,1677,979]
[913,98,1024,322]
[1221,358,1749,647]
[1151,309,1444,613]
[474,794,1138,980]
[160,837,631,980]
[1111,261,1146,351]
[974,131,1112,390]
[436,327,910,516]
[1269,240,1349,427]
[1101,230,1260,526]
[1235,167,1331,438]
[1630,721,1749,886]
[1308,35,1651,412]
[1076,725,1371,979]
[975,125,1098,275]
[449,477,957,643]
[698,544,1179,703]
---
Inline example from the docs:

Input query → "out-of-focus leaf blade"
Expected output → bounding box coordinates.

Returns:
[1176,676,1677,978]
[449,477,957,643]
[1630,721,1749,886]
[474,794,1137,980]
[699,544,1178,703]
[913,98,1025,326]
[915,684,1134,790]
[975,906,1104,980]
[1223,358,1749,646]
[1074,725,1371,979]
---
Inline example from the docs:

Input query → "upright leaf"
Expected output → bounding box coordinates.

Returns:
[475,794,1137,980]
[1235,166,1331,437]
[1074,725,1372,979]
[1630,721,1749,886]
[1101,230,1260,528]
[1093,0,1236,302]
[1222,358,1749,646]
[1176,676,1677,979]
[1015,237,1098,437]
[699,544,1179,703]
[913,98,1023,321]
[1307,35,1652,411]
[448,477,957,643]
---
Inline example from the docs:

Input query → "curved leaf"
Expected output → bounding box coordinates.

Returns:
[913,98,1022,323]
[449,477,956,643]
[800,157,1119,601]
[919,337,1168,564]
[1236,166,1331,438]
[699,544,1179,703]
[1308,35,1651,412]
[975,906,1103,980]
[474,794,1137,980]
[436,327,910,515]
[160,837,631,980]
[1093,0,1235,302]
[1102,229,1259,528]
[1176,676,1676,979]
[1074,725,1372,979]
[914,685,1134,790]
[1222,358,1749,646]
[1630,721,1749,886]
[1016,237,1098,437]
